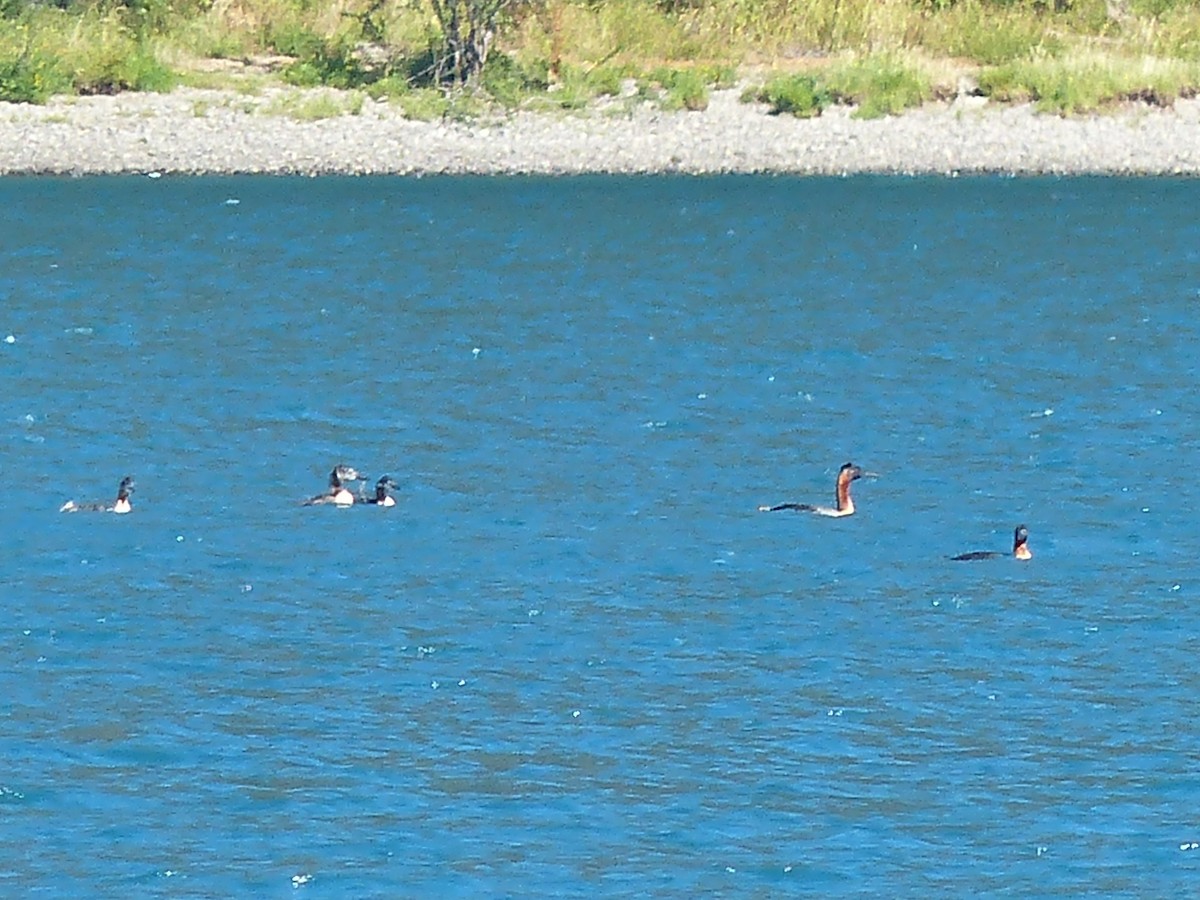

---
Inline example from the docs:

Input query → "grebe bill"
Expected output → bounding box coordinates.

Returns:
[951,525,1032,561]
[758,462,867,517]
[60,475,135,514]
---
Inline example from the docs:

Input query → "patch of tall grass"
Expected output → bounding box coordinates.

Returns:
[825,53,931,117]
[749,53,931,118]
[687,0,915,55]
[392,85,449,119]
[479,50,551,106]
[1138,6,1200,60]
[748,73,829,117]
[978,50,1200,112]
[646,66,709,110]
[281,35,374,89]
[0,6,173,102]
[0,46,69,103]
[918,2,1064,64]
[517,0,711,68]
[262,87,365,119]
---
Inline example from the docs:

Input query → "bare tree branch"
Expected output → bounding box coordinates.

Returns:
[428,0,512,85]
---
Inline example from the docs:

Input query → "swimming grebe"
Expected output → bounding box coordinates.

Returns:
[363,476,397,507]
[303,465,363,506]
[59,475,135,514]
[758,462,868,517]
[951,525,1032,561]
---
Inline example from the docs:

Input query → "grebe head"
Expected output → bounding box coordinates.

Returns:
[839,463,863,483]
[1013,524,1032,559]
[372,476,397,505]
[329,465,362,488]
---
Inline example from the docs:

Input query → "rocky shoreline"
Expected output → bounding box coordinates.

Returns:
[2,83,1200,176]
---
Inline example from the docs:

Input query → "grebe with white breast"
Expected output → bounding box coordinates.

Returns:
[758,462,870,517]
[362,476,397,507]
[60,476,135,514]
[303,465,363,506]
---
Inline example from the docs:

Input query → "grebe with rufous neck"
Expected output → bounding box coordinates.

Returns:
[758,462,872,518]
[951,525,1032,561]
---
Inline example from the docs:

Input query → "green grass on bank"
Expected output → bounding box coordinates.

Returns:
[978,50,1200,112]
[2,0,1200,117]
[827,55,930,117]
[0,6,174,103]
[747,55,933,120]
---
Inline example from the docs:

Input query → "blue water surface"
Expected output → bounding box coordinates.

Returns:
[2,175,1199,897]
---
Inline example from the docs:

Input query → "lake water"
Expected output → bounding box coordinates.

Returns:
[2,175,1199,896]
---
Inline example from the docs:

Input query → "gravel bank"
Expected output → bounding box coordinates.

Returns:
[2,83,1200,176]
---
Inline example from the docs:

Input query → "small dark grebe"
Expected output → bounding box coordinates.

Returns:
[60,475,135,514]
[363,476,397,507]
[952,525,1032,561]
[758,462,869,517]
[304,465,363,507]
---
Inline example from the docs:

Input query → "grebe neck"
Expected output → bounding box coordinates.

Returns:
[835,473,855,514]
